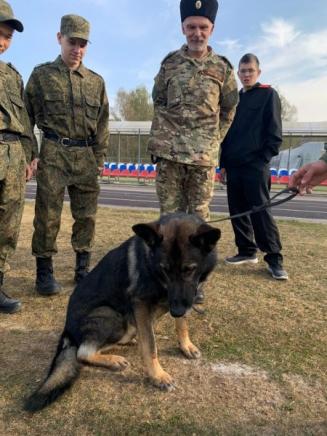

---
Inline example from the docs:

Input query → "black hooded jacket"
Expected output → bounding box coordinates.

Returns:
[220,83,282,169]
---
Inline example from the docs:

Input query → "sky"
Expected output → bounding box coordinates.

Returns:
[4,0,327,122]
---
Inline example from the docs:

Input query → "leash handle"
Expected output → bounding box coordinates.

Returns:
[267,187,298,206]
[207,187,299,224]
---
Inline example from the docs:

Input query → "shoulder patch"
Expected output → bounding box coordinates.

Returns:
[161,50,179,65]
[216,55,234,69]
[7,62,21,76]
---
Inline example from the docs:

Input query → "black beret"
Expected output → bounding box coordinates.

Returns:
[180,0,219,24]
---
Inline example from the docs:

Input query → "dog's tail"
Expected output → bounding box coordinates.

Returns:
[24,333,80,412]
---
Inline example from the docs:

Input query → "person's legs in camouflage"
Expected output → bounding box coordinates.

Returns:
[32,142,66,294]
[185,164,215,221]
[0,141,26,312]
[32,172,65,258]
[156,158,187,215]
[69,146,99,283]
[68,179,99,283]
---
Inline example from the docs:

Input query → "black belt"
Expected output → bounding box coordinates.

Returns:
[44,132,94,147]
[0,132,20,142]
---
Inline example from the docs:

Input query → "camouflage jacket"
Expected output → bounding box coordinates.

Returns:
[24,56,109,166]
[148,45,239,166]
[0,60,35,163]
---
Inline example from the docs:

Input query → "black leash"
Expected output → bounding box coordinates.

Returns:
[207,187,299,224]
[192,187,299,316]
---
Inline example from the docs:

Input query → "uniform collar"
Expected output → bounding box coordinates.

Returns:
[54,55,87,77]
[240,82,261,93]
[180,44,213,61]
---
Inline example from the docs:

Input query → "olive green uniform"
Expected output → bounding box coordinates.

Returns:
[24,56,109,257]
[148,45,239,219]
[0,61,34,273]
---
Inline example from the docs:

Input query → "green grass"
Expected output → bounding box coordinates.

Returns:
[0,204,326,435]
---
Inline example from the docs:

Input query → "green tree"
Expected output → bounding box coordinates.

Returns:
[115,86,154,121]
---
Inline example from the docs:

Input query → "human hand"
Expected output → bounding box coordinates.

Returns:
[30,158,39,176]
[25,164,33,181]
[289,160,327,194]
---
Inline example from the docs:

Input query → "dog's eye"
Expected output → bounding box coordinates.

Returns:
[182,264,197,273]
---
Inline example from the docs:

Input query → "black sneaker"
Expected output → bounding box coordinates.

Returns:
[225,254,258,265]
[268,265,288,280]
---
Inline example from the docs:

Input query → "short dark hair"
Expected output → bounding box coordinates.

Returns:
[238,53,260,68]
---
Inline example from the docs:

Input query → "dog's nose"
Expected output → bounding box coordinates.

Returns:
[170,306,186,318]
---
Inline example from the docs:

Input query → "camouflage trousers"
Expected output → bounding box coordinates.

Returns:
[156,158,215,220]
[0,140,26,273]
[32,139,100,258]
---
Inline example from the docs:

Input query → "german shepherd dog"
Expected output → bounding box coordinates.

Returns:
[24,213,220,411]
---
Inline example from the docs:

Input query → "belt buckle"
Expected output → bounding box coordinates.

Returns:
[60,137,70,146]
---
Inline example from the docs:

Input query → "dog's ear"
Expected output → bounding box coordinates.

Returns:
[132,222,163,247]
[189,224,221,253]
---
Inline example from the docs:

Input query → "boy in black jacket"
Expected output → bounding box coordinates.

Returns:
[220,53,288,280]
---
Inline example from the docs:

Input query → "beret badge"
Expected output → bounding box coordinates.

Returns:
[195,1,202,9]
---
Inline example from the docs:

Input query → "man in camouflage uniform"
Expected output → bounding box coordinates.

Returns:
[25,14,109,295]
[148,0,238,222]
[148,0,238,303]
[0,0,34,313]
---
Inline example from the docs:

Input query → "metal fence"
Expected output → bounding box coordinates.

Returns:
[35,121,327,172]
[108,130,150,164]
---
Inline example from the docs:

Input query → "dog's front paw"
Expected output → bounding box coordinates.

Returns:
[104,355,130,371]
[180,342,201,359]
[150,370,176,392]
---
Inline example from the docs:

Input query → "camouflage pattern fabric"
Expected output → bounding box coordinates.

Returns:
[148,45,239,167]
[0,140,26,273]
[0,0,24,32]
[32,138,99,257]
[0,60,34,273]
[156,158,215,220]
[24,56,109,166]
[0,61,35,162]
[25,56,109,257]
[60,14,90,40]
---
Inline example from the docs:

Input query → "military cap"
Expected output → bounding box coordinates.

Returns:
[180,0,218,24]
[0,0,23,32]
[60,14,90,41]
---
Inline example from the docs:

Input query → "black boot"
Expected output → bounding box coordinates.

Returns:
[194,283,205,305]
[36,257,61,296]
[74,252,90,284]
[0,272,21,314]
